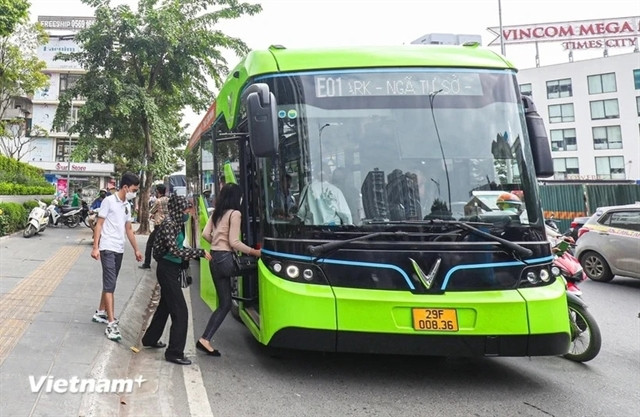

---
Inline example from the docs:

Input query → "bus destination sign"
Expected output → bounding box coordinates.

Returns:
[314,72,483,98]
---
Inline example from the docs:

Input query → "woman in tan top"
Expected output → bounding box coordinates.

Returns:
[198,183,260,356]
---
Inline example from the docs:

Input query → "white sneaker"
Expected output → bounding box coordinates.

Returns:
[105,322,122,341]
[92,311,108,324]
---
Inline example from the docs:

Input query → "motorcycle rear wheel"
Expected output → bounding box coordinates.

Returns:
[564,301,601,362]
[23,224,37,238]
[66,215,80,228]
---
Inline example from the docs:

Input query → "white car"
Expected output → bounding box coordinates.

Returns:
[575,203,640,282]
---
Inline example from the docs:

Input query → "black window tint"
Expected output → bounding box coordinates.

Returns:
[597,212,611,226]
[609,211,640,232]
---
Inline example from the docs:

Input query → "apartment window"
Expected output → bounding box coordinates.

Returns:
[590,99,619,120]
[55,138,77,162]
[548,103,575,123]
[550,128,577,151]
[59,74,81,95]
[634,69,640,89]
[593,126,622,150]
[553,157,579,179]
[546,78,572,99]
[595,156,625,180]
[587,73,616,94]
[636,96,640,116]
[519,83,532,97]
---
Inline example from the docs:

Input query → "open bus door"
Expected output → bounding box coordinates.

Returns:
[207,125,262,328]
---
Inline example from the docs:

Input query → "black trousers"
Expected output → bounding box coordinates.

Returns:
[143,227,158,265]
[142,259,187,359]
[201,251,234,341]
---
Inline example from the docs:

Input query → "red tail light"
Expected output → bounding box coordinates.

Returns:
[570,221,578,228]
[577,227,589,238]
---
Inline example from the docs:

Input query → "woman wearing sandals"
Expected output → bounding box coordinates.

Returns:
[199,183,260,356]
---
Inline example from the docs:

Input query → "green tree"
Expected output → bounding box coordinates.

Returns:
[54,0,261,233]
[0,5,48,139]
[0,0,29,37]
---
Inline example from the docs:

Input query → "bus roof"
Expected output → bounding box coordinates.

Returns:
[189,44,513,147]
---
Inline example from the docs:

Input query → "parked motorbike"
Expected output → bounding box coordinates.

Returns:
[23,200,49,238]
[51,200,84,228]
[551,239,602,362]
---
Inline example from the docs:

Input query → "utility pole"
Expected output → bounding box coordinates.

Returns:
[65,100,74,194]
[498,0,505,56]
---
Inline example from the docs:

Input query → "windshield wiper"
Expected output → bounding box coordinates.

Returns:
[307,221,533,258]
[307,231,409,257]
[428,219,533,257]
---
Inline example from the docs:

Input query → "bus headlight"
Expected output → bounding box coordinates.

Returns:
[286,265,300,279]
[551,266,560,277]
[520,266,555,288]
[271,262,283,273]
[262,254,329,285]
[302,269,314,281]
[540,269,550,282]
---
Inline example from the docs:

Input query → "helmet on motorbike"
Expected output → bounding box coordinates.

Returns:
[99,188,107,198]
[496,192,521,212]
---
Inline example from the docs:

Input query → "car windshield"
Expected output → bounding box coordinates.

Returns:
[258,68,540,227]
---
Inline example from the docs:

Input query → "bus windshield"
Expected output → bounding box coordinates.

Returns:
[260,68,539,227]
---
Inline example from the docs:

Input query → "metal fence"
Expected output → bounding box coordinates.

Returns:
[539,183,640,233]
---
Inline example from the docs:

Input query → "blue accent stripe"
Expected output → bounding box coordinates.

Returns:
[440,255,554,290]
[261,249,415,290]
[262,249,552,293]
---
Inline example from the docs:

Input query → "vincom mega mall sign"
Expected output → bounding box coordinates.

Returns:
[488,16,639,50]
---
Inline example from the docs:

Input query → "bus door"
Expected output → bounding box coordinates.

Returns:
[212,131,262,326]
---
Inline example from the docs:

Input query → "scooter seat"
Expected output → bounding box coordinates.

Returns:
[59,205,79,213]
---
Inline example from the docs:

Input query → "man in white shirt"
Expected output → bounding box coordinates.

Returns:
[91,172,143,341]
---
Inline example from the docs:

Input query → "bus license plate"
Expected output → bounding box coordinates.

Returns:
[412,308,459,332]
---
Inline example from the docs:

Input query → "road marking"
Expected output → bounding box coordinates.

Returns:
[0,245,84,365]
[183,286,215,417]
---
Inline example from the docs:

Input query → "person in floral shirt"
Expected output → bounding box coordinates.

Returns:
[142,195,211,365]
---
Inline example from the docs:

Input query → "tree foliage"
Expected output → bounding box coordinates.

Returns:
[0,9,49,138]
[53,0,261,233]
[0,0,29,37]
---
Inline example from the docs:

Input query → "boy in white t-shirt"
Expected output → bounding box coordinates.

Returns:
[91,172,143,341]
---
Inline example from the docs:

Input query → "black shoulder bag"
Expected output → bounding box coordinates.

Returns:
[228,211,257,274]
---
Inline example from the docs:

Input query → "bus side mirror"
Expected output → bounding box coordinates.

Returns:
[243,83,278,157]
[522,96,554,178]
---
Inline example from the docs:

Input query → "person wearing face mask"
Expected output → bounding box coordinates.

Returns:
[90,172,144,341]
[91,189,108,210]
[141,195,212,365]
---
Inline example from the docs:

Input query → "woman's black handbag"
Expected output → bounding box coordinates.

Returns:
[233,253,257,274]
[178,260,192,288]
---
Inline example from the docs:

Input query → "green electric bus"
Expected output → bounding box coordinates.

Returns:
[189,44,571,357]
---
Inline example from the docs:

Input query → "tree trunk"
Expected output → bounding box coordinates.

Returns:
[135,171,154,234]
[136,114,154,235]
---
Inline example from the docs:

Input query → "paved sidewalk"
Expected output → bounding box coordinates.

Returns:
[0,224,172,416]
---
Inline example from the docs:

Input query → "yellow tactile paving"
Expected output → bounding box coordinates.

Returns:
[0,246,84,365]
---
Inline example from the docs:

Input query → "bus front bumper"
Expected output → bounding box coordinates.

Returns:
[268,328,570,357]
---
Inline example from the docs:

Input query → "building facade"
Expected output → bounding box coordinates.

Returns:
[25,18,114,198]
[517,53,639,182]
